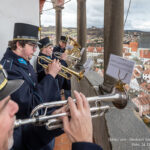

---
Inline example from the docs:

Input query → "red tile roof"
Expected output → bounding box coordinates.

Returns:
[96,47,103,53]
[136,66,143,72]
[140,82,150,92]
[132,94,150,106]
[140,50,150,58]
[133,69,141,78]
[143,69,150,75]
[124,52,131,56]
[87,46,94,52]
[129,42,138,52]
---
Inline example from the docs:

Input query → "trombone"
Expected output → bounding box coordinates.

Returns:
[35,55,84,80]
[15,82,128,130]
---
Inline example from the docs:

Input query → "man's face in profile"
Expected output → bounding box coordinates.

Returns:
[0,96,18,150]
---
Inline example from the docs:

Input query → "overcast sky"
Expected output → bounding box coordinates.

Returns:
[41,0,150,31]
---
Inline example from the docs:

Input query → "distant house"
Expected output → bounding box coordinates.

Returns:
[123,42,138,58]
[140,49,150,59]
[143,69,150,83]
[133,65,143,78]
[144,60,150,70]
[124,52,132,59]
[123,43,130,53]
[96,47,104,53]
[132,94,150,116]
[140,82,150,94]
[87,46,103,58]
[87,46,94,52]
[130,78,140,91]
[129,42,138,54]
[138,33,150,60]
[133,69,141,78]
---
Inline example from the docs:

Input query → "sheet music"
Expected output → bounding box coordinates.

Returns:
[106,54,135,84]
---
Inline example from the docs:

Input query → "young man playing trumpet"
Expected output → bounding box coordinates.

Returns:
[36,37,54,82]
[1,23,62,150]
[37,36,71,100]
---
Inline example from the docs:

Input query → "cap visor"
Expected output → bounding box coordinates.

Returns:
[29,41,40,45]
[0,80,24,100]
[45,43,53,47]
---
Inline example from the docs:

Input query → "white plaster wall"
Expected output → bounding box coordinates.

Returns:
[0,0,39,66]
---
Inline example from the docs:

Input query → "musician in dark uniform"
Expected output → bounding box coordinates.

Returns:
[0,65,103,150]
[1,23,63,150]
[36,37,54,82]
[36,37,67,100]
[53,36,71,99]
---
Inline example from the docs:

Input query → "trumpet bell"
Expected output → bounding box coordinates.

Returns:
[112,89,128,109]
[112,81,128,109]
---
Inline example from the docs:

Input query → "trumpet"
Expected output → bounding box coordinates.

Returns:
[15,84,128,130]
[35,55,84,80]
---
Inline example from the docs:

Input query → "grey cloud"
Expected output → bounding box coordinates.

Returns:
[86,0,104,27]
[124,0,150,31]
[42,0,150,31]
[63,0,77,13]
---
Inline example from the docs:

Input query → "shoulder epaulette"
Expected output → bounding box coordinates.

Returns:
[2,58,13,70]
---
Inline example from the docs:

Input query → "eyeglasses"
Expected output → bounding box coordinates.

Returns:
[27,42,38,49]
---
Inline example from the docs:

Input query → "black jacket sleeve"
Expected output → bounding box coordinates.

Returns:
[72,142,103,150]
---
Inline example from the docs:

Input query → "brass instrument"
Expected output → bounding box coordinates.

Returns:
[35,55,84,80]
[66,36,81,58]
[54,36,83,68]
[15,82,128,130]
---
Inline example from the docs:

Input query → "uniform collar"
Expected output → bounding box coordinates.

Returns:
[4,48,29,69]
[39,52,51,58]
[58,45,65,53]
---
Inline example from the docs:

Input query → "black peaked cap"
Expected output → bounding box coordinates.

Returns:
[38,37,52,49]
[60,36,67,43]
[0,65,24,100]
[13,23,39,41]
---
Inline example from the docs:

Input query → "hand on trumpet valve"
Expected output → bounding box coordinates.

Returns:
[46,59,61,78]
[62,91,93,143]
[51,104,69,116]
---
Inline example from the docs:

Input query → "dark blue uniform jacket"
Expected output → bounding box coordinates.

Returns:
[1,48,62,150]
[52,45,71,90]
[1,48,61,119]
[72,142,103,150]
[36,52,66,91]
[36,52,52,82]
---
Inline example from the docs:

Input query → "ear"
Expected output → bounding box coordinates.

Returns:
[16,41,23,50]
